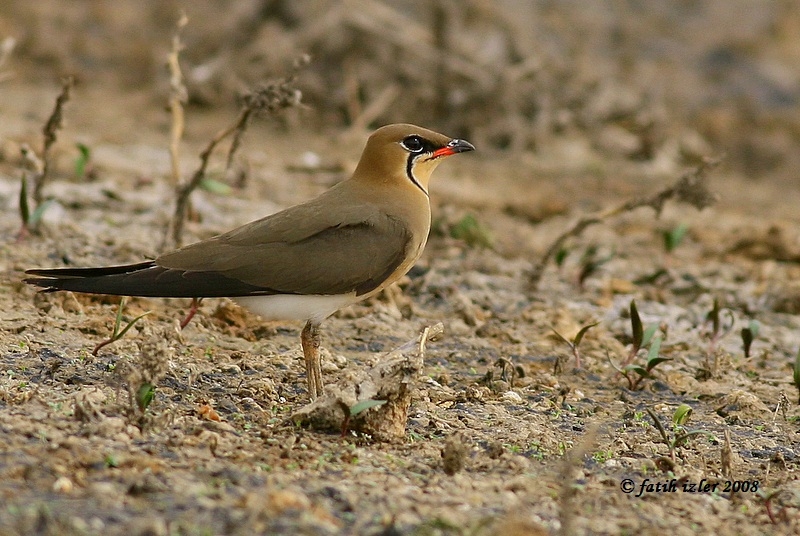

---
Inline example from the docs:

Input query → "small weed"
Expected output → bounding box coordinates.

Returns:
[73,142,91,178]
[610,300,671,389]
[449,213,493,249]
[663,223,689,253]
[555,246,570,267]
[632,411,650,428]
[341,399,388,436]
[578,245,614,288]
[350,399,387,417]
[135,382,155,413]
[740,320,759,358]
[92,297,151,356]
[552,321,599,371]
[646,405,715,461]
[702,298,735,375]
[592,450,613,463]
[17,174,54,239]
[505,443,523,454]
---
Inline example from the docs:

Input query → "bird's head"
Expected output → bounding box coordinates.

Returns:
[352,124,475,195]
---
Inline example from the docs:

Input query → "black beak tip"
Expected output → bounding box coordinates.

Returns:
[449,139,476,153]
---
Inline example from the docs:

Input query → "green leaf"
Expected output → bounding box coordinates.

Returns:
[741,320,759,358]
[747,319,760,339]
[624,365,652,379]
[630,300,643,350]
[646,335,662,361]
[645,357,672,371]
[19,174,30,225]
[350,399,387,417]
[74,142,91,178]
[642,325,658,349]
[29,199,54,226]
[578,246,615,286]
[450,213,493,249]
[551,328,572,347]
[573,321,600,347]
[136,382,155,412]
[555,247,569,267]
[113,297,126,337]
[663,223,688,253]
[116,311,152,340]
[199,177,233,195]
[674,429,716,446]
[673,404,692,426]
[706,298,721,335]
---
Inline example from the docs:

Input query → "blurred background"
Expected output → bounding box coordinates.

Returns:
[1,0,799,183]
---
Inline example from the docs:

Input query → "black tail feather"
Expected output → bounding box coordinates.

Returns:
[24,261,273,298]
[25,261,157,279]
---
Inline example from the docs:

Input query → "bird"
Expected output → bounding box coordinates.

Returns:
[25,124,475,399]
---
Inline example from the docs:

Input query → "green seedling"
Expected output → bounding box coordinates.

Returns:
[673,403,692,426]
[609,300,670,389]
[555,246,570,267]
[74,142,91,178]
[624,299,658,365]
[350,399,387,417]
[340,399,387,437]
[740,320,759,358]
[92,297,152,356]
[577,245,614,288]
[199,177,232,195]
[646,406,715,461]
[17,174,54,238]
[704,297,735,352]
[702,297,735,376]
[663,223,689,253]
[615,335,671,390]
[136,382,155,413]
[552,321,599,370]
[449,213,493,249]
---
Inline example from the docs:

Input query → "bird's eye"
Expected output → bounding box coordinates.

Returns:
[401,135,425,153]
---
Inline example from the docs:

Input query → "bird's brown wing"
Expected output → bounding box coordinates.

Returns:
[25,216,412,298]
[156,212,413,297]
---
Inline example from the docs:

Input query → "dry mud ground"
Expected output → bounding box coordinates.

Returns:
[2,4,800,536]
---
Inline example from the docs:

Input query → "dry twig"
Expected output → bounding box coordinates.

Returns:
[167,12,188,187]
[34,77,74,205]
[165,56,308,249]
[529,157,721,290]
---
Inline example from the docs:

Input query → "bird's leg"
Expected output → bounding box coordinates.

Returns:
[301,320,323,399]
[179,297,203,330]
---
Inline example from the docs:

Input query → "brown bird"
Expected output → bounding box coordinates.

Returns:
[25,124,474,399]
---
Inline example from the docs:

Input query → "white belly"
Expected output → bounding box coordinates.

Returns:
[234,293,359,324]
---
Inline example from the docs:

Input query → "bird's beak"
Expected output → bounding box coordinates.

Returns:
[430,138,475,159]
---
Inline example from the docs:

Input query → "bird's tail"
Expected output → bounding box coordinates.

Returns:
[24,261,272,298]
[24,261,165,296]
